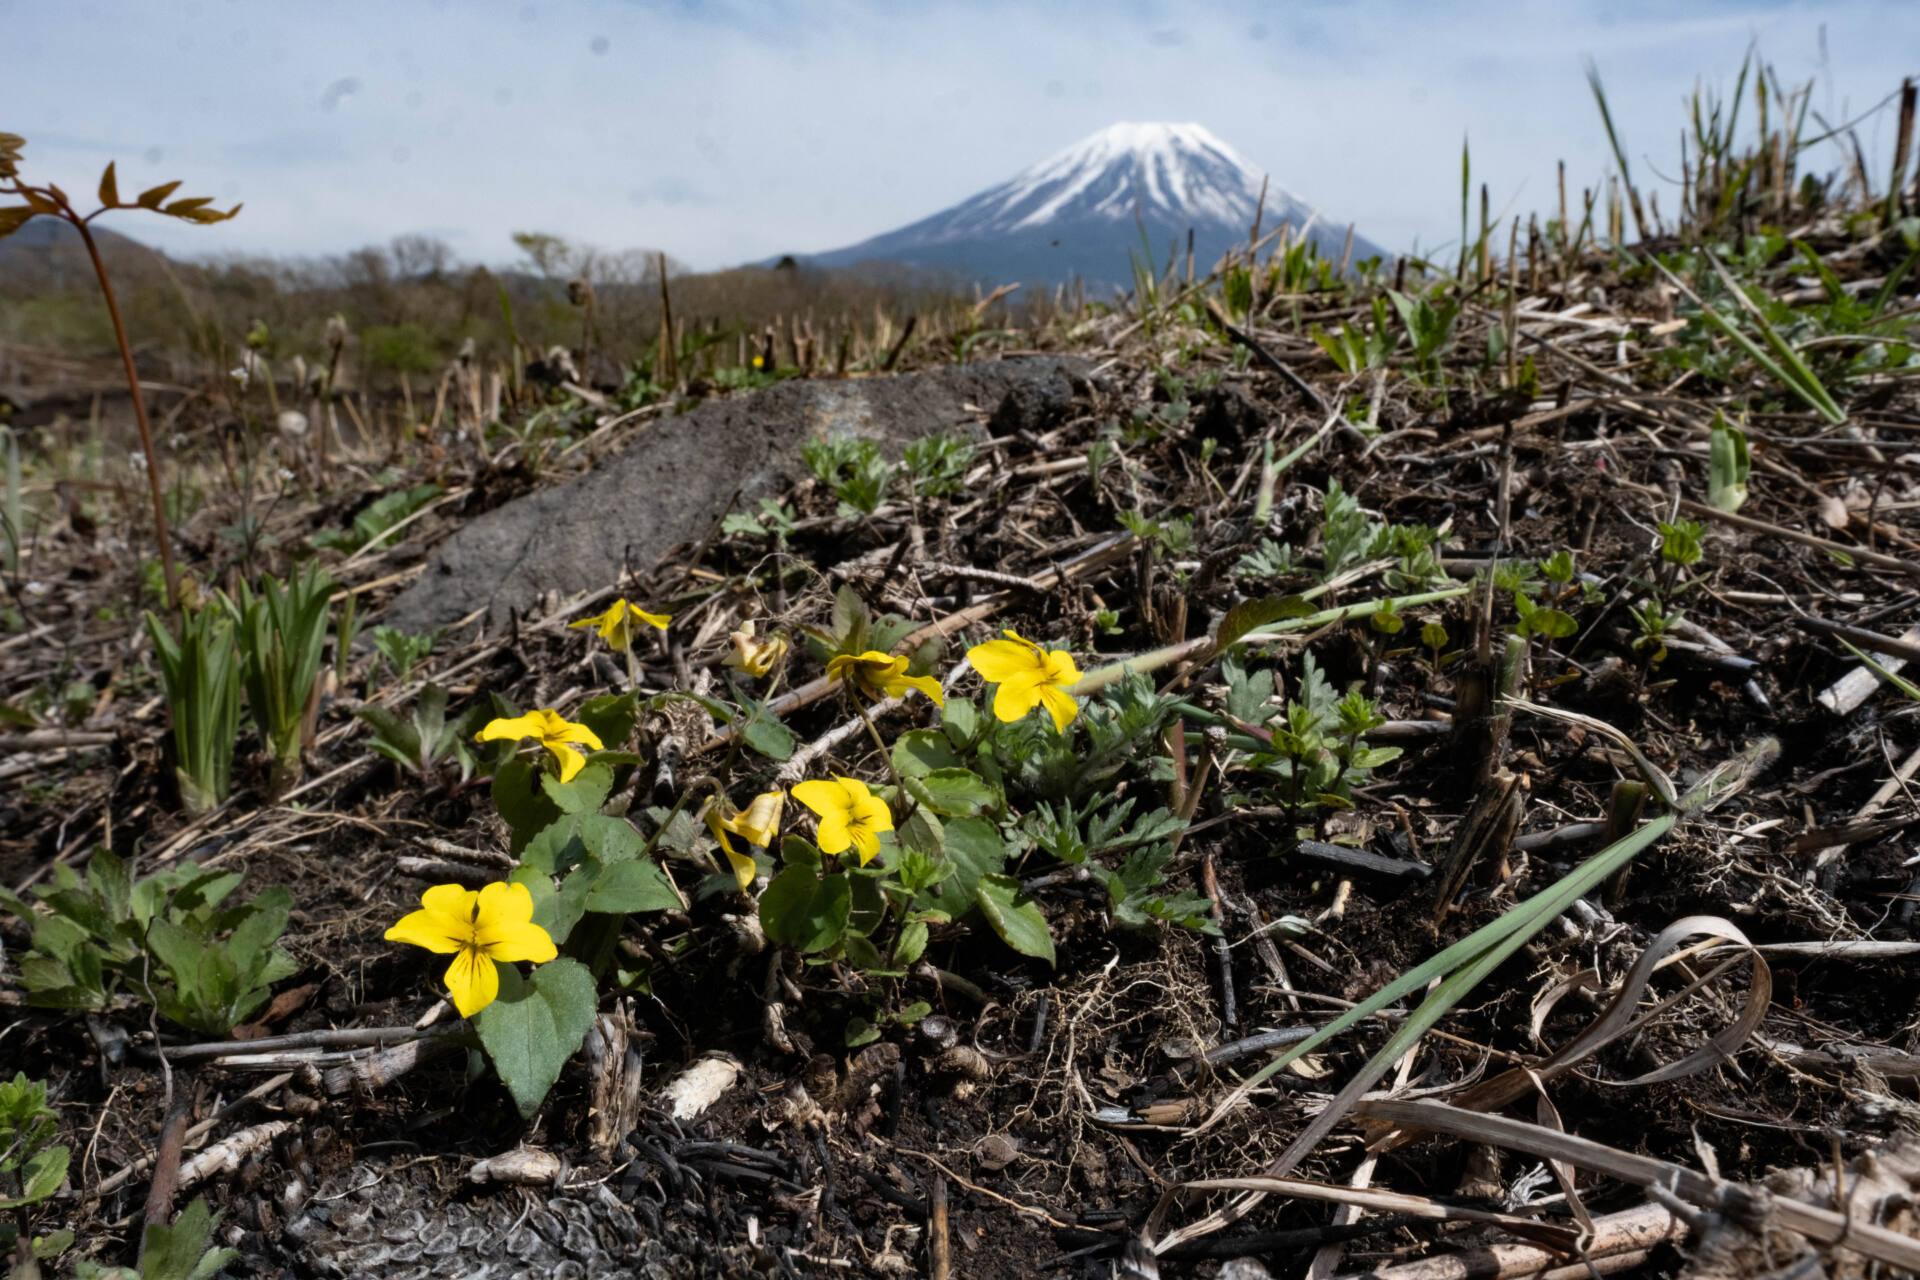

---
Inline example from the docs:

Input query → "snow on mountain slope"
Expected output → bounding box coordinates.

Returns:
[791,122,1384,291]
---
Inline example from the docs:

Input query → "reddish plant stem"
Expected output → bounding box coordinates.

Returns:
[73,211,180,610]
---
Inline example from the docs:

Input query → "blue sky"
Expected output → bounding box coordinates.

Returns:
[6,1,1915,271]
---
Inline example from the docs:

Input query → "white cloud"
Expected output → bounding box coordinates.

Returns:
[6,0,1914,269]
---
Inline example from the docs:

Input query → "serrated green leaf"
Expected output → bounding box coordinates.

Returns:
[912,768,996,817]
[473,957,596,1117]
[974,874,1055,965]
[582,857,680,914]
[541,761,613,814]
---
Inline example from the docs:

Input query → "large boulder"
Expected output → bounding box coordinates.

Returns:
[383,356,1090,634]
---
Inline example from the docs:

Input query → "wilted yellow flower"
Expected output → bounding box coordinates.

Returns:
[724,620,788,678]
[792,776,893,865]
[569,599,671,652]
[704,790,786,891]
[967,629,1082,732]
[476,709,604,783]
[826,650,943,706]
[384,881,557,1018]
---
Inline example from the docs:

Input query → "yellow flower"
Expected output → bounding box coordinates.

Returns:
[967,629,1082,732]
[792,776,893,865]
[704,790,786,891]
[724,620,788,678]
[569,599,671,652]
[476,709,605,783]
[384,881,557,1018]
[826,650,944,706]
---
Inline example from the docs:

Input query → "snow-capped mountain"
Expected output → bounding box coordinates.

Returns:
[790,122,1384,292]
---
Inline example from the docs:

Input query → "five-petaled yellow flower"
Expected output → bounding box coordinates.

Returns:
[704,790,786,891]
[724,620,788,679]
[384,881,557,1018]
[476,710,604,783]
[792,776,893,865]
[826,650,944,706]
[967,629,1083,732]
[569,599,671,652]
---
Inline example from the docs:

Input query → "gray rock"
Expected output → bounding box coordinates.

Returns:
[384,356,1090,635]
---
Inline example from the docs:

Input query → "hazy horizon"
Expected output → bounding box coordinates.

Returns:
[8,0,1917,273]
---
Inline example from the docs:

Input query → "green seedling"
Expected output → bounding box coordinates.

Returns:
[231,562,333,792]
[372,625,438,684]
[0,1072,71,1265]
[357,683,484,780]
[145,601,242,814]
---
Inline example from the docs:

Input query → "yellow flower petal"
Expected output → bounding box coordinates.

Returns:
[725,791,786,847]
[813,811,852,856]
[791,778,846,819]
[719,845,758,892]
[480,917,558,964]
[443,947,500,1018]
[890,671,946,707]
[848,821,880,865]
[549,742,591,783]
[1043,648,1082,685]
[967,637,1040,683]
[626,602,672,631]
[1036,681,1081,733]
[852,792,894,834]
[385,907,467,954]
[476,711,551,743]
[991,675,1043,724]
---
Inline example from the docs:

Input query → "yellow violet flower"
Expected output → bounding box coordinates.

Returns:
[569,599,671,652]
[967,629,1083,733]
[384,881,557,1018]
[476,709,605,783]
[704,790,786,891]
[792,776,893,865]
[724,620,788,678]
[826,650,944,706]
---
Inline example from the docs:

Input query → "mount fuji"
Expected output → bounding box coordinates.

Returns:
[788,122,1385,293]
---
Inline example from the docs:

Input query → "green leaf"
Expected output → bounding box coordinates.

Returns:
[892,919,929,967]
[892,728,962,778]
[898,805,945,856]
[541,761,613,814]
[738,704,795,761]
[934,817,1006,911]
[912,768,997,817]
[582,857,681,914]
[575,691,638,753]
[1215,595,1313,649]
[1708,416,1750,513]
[844,1017,881,1048]
[132,1196,236,1280]
[0,1144,67,1207]
[974,874,1055,965]
[473,957,597,1117]
[940,696,984,749]
[512,865,589,946]
[759,867,850,953]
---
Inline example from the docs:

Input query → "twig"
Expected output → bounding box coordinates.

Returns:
[928,1174,951,1280]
